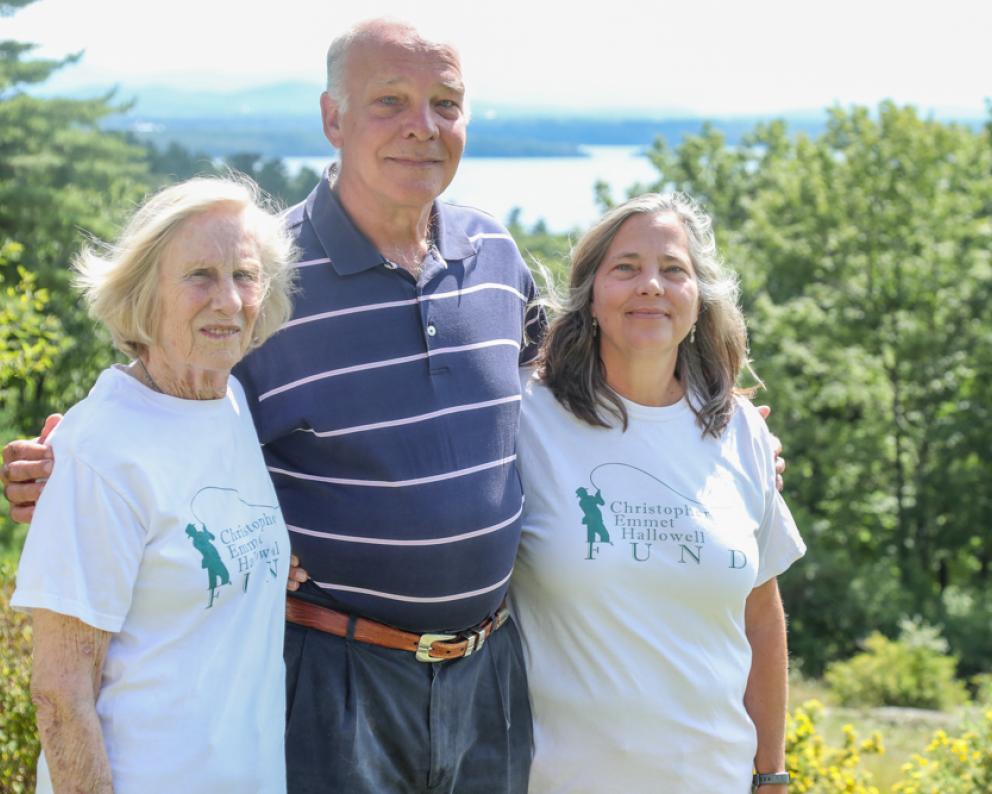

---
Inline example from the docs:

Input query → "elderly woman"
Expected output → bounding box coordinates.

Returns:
[509,193,805,793]
[11,177,295,792]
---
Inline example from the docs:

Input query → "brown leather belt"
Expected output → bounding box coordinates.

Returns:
[286,597,510,663]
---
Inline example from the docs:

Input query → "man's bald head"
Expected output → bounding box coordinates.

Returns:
[325,19,464,113]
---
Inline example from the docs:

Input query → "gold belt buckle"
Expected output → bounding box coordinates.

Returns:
[416,632,457,663]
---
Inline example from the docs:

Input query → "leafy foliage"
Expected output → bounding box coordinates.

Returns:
[507,207,573,284]
[0,11,150,429]
[0,240,70,406]
[144,142,322,208]
[0,558,38,793]
[892,711,992,794]
[825,620,969,710]
[972,674,992,707]
[221,152,320,208]
[786,699,884,793]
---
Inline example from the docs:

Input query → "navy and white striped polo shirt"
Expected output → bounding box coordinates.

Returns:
[234,173,544,633]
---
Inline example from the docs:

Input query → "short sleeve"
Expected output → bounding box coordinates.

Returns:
[743,402,806,587]
[11,452,147,633]
[754,489,806,587]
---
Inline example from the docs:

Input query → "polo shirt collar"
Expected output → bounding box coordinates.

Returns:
[306,167,477,275]
[306,169,384,276]
[433,202,476,262]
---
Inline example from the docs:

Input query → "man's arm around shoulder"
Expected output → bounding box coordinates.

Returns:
[1,413,61,523]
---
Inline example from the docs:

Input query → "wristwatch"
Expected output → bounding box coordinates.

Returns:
[752,772,791,790]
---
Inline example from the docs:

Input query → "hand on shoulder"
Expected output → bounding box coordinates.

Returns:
[753,403,785,492]
[1,413,61,523]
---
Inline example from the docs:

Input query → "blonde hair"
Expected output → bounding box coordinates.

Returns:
[73,176,296,359]
[537,192,757,438]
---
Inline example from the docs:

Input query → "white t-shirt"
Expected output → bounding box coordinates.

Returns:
[13,367,288,794]
[510,375,805,794]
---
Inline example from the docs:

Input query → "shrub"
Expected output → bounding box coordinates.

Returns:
[825,619,970,710]
[780,545,912,679]
[0,240,71,436]
[973,673,992,706]
[786,699,884,793]
[0,558,38,792]
[892,710,992,794]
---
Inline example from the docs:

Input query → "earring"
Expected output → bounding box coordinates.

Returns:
[591,316,599,333]
[689,323,696,344]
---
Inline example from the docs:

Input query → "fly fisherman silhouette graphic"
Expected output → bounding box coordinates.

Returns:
[185,523,231,607]
[575,487,612,559]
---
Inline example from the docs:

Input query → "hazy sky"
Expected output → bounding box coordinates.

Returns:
[5,0,990,116]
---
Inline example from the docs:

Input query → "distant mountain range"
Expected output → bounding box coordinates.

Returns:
[80,81,805,121]
[101,82,326,118]
[80,81,980,159]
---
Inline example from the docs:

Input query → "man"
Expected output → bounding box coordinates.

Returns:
[4,19,540,794]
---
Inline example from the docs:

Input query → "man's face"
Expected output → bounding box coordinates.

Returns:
[322,35,467,213]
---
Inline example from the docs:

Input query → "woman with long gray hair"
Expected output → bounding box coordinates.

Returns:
[509,193,805,793]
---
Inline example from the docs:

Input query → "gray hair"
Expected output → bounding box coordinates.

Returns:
[74,176,296,359]
[325,18,467,116]
[325,25,358,111]
[536,192,757,438]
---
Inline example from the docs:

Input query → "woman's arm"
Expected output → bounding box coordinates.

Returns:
[30,608,113,793]
[744,577,789,791]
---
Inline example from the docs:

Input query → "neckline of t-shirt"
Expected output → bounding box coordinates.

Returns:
[107,365,232,413]
[616,391,695,423]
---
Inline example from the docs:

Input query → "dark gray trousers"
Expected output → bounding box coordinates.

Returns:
[283,617,533,793]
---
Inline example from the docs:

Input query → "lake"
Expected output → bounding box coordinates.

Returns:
[283,145,659,233]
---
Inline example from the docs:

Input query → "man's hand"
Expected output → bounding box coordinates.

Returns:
[756,405,785,492]
[287,554,310,592]
[1,413,62,523]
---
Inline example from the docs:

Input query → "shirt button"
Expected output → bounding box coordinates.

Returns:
[427,323,437,337]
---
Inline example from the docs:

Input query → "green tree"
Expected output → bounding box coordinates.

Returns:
[0,0,151,431]
[222,151,320,207]
[144,140,215,181]
[740,105,992,673]
[507,207,572,284]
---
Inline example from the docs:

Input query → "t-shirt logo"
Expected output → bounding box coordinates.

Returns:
[577,463,739,566]
[186,486,284,608]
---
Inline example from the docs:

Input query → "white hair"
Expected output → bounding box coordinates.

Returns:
[74,176,296,358]
[324,18,466,115]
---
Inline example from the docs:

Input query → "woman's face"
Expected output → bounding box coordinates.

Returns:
[149,204,263,385]
[590,211,699,374]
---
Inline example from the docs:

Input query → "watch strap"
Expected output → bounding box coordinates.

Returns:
[753,771,791,788]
